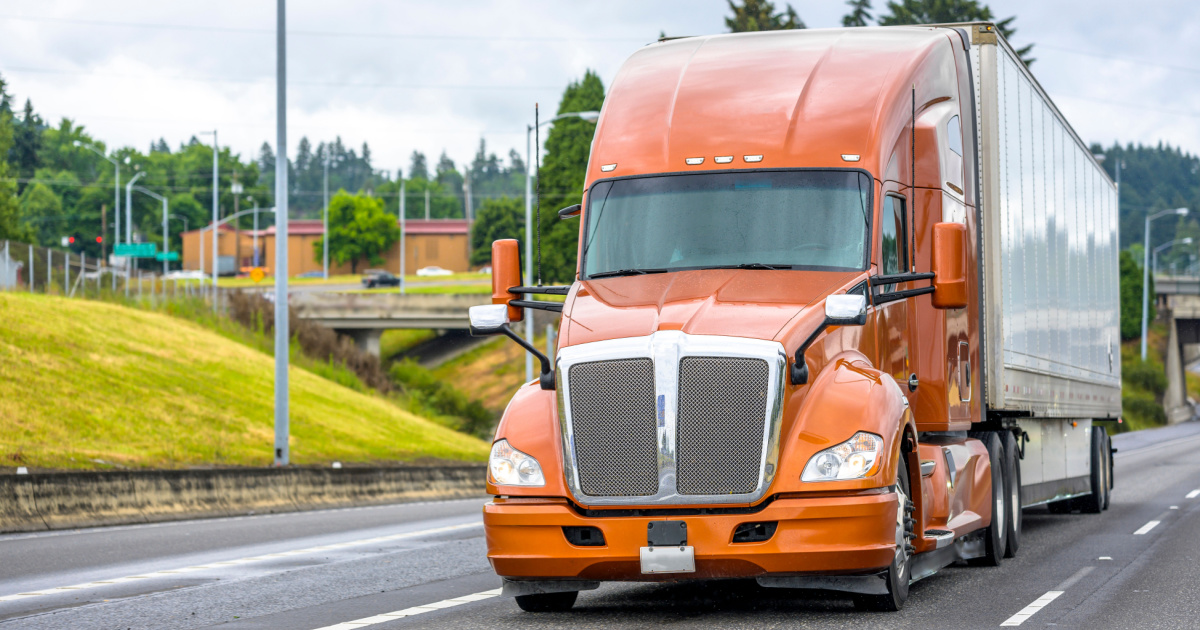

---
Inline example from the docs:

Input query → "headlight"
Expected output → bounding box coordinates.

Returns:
[801,432,883,482]
[489,439,545,487]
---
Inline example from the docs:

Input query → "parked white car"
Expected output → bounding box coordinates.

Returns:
[415,266,453,277]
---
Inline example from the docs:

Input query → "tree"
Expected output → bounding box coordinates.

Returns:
[470,196,524,267]
[11,99,43,183]
[18,182,64,246]
[537,70,606,283]
[879,0,1034,65]
[0,103,23,241]
[842,0,873,26]
[725,0,806,32]
[1119,249,1153,341]
[408,151,429,181]
[316,190,398,273]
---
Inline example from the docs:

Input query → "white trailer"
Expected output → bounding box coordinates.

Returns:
[967,24,1120,506]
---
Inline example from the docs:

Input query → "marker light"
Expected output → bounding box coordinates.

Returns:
[685,157,704,165]
[743,155,763,163]
[841,154,861,162]
[714,156,733,164]
[601,163,617,172]
[489,439,545,487]
[801,432,883,482]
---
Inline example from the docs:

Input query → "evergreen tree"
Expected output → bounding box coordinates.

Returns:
[11,99,43,183]
[725,0,806,32]
[879,0,1034,65]
[0,105,23,241]
[842,0,873,26]
[408,151,429,181]
[435,152,464,217]
[469,196,524,266]
[0,72,12,118]
[536,70,605,283]
[18,182,63,246]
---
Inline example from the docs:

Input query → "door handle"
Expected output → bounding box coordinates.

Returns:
[908,373,919,392]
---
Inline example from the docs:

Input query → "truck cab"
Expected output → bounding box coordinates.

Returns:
[472,23,1117,613]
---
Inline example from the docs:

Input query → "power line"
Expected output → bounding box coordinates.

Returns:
[0,14,649,43]
[1,65,562,91]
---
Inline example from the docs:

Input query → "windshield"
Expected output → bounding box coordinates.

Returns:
[581,170,872,278]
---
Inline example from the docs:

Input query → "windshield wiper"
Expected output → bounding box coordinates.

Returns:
[587,268,669,279]
[707,263,792,270]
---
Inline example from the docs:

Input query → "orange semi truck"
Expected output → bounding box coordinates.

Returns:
[469,23,1120,612]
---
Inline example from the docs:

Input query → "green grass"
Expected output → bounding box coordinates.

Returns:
[380,329,437,363]
[0,292,489,470]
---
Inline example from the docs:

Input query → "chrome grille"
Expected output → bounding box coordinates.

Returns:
[676,357,770,495]
[568,359,659,496]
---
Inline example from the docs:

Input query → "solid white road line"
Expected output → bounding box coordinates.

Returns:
[311,588,502,630]
[1187,489,1200,499]
[1133,520,1161,535]
[0,522,481,603]
[1000,591,1063,626]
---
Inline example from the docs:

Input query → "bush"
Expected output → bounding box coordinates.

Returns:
[1123,356,1167,396]
[390,359,495,438]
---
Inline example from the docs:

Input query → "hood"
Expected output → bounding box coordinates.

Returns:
[561,269,858,347]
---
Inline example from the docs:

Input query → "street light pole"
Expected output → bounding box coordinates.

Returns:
[274,0,290,467]
[199,130,219,303]
[323,154,330,279]
[1142,207,1189,360]
[399,179,406,294]
[133,186,170,274]
[522,109,600,381]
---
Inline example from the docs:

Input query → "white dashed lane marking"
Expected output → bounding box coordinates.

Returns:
[1186,489,1200,499]
[1000,567,1092,627]
[311,589,502,630]
[0,522,480,603]
[1133,520,1160,535]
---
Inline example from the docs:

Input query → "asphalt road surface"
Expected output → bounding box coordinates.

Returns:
[4,421,1200,630]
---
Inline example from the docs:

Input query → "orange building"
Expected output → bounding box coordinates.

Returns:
[181,218,471,277]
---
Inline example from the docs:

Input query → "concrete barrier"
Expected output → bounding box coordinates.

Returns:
[0,465,486,534]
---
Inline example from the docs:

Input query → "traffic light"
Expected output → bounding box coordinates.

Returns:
[68,236,75,244]
[96,236,103,244]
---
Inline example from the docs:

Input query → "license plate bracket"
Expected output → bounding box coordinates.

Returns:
[647,520,687,546]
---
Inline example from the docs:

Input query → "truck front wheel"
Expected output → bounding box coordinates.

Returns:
[855,454,913,612]
[969,432,1006,567]
[515,591,578,612]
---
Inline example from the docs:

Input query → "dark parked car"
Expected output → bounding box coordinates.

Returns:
[362,269,401,288]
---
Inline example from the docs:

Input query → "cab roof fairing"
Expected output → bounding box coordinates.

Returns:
[583,27,966,190]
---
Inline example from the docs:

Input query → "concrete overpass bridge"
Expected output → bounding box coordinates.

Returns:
[1155,276,1200,423]
[290,292,491,356]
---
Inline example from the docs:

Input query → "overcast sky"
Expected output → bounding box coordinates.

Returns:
[2,0,1198,180]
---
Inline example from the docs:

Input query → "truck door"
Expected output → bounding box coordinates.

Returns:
[875,192,917,401]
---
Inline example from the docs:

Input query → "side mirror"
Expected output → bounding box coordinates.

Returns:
[791,293,869,385]
[824,294,867,326]
[558,204,581,219]
[931,222,968,309]
[491,239,524,322]
[468,304,509,336]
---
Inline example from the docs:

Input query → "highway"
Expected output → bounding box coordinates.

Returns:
[3,421,1199,630]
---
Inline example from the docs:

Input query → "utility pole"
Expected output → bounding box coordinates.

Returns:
[274,0,290,467]
[399,179,406,294]
[100,204,107,261]
[323,154,330,279]
[232,175,243,273]
[125,171,145,298]
[424,188,430,221]
[252,199,260,267]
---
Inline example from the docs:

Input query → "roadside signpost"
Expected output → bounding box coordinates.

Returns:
[155,251,180,262]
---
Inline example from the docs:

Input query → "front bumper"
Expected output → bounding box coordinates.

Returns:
[484,492,897,581]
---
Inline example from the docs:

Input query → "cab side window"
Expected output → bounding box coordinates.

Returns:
[880,195,908,291]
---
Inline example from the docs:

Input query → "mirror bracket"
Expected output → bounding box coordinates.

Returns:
[499,325,556,390]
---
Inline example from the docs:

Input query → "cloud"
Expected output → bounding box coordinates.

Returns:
[1,0,1196,183]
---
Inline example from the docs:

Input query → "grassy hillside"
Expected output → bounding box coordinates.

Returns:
[0,293,489,470]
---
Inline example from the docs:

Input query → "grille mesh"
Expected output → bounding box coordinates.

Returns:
[676,357,770,495]
[568,359,659,496]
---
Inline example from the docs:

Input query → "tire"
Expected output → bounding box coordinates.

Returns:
[969,432,1006,567]
[1002,431,1022,558]
[514,591,578,612]
[1076,426,1107,514]
[856,453,913,612]
[1102,429,1113,511]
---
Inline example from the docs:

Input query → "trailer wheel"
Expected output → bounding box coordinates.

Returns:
[515,591,578,612]
[856,453,912,612]
[1075,426,1108,514]
[969,432,1005,567]
[1002,431,1022,558]
[1102,429,1113,510]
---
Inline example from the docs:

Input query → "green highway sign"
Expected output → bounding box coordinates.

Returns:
[155,251,180,262]
[115,243,158,258]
